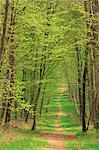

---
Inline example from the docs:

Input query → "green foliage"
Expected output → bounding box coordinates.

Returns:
[0,0,98,145]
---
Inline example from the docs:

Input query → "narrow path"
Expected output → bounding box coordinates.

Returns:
[41,87,78,150]
[43,97,65,150]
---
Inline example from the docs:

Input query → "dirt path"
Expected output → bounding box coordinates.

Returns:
[42,94,65,150]
[42,87,78,150]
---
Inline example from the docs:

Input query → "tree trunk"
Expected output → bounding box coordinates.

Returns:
[0,0,9,64]
[2,1,15,126]
[0,0,9,121]
[76,46,82,119]
[32,85,41,130]
[91,0,99,129]
[39,84,46,116]
[82,67,87,132]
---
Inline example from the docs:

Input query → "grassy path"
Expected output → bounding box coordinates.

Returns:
[43,97,65,150]
[42,90,99,150]
[0,89,99,150]
[42,87,78,150]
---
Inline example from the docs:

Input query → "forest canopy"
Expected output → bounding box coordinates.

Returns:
[0,0,99,135]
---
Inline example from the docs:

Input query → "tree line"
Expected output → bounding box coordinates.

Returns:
[0,0,98,132]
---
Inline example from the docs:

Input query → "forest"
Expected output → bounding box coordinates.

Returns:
[0,0,99,150]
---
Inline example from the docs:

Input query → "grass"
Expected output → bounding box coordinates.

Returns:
[0,138,47,150]
[0,92,99,150]
[0,95,59,150]
[59,93,99,150]
[0,127,47,150]
[38,95,59,133]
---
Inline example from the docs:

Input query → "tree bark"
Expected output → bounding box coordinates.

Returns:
[2,1,15,126]
[0,0,9,121]
[39,84,46,116]
[91,0,99,129]
[0,0,9,64]
[76,46,82,119]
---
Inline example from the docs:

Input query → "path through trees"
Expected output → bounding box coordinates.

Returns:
[0,0,99,149]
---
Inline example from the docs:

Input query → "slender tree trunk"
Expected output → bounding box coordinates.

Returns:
[76,46,82,119]
[39,84,46,116]
[25,70,36,123]
[82,67,87,132]
[2,1,15,126]
[81,0,92,132]
[32,85,41,130]
[0,0,9,64]
[0,0,9,121]
[31,1,53,130]
[20,69,26,118]
[91,0,99,129]
[45,98,51,113]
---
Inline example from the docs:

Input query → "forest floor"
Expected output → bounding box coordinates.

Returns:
[0,88,99,150]
[42,88,78,150]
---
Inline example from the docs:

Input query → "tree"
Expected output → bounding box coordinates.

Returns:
[0,0,9,67]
